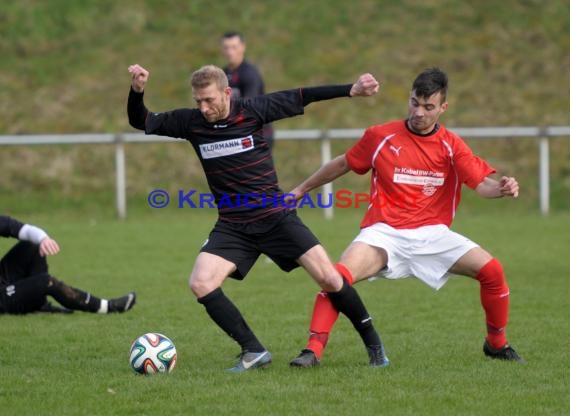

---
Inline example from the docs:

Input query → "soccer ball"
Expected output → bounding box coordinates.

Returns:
[129,333,177,375]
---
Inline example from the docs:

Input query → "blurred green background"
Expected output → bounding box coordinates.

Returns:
[1,0,568,215]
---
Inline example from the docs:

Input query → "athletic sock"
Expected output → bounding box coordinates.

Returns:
[476,258,509,349]
[327,279,381,348]
[307,291,339,358]
[47,276,101,313]
[306,264,354,358]
[197,287,265,353]
[97,299,109,314]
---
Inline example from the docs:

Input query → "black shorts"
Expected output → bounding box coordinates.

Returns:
[200,210,320,279]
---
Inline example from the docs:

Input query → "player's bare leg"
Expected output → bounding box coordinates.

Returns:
[340,242,389,279]
[450,247,523,362]
[189,252,271,372]
[292,243,389,367]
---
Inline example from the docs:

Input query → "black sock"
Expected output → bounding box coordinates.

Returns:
[47,276,102,313]
[198,288,265,352]
[327,280,382,347]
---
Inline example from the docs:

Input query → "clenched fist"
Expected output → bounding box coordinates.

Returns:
[128,64,150,93]
[350,73,380,97]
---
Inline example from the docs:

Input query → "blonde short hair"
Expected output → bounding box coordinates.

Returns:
[190,65,228,90]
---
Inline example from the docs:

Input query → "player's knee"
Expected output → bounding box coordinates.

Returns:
[188,276,202,297]
[13,241,42,259]
[476,258,508,292]
[314,272,343,292]
[32,273,52,287]
[16,240,36,250]
[189,274,214,298]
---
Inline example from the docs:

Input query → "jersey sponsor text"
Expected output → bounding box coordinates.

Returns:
[199,136,254,159]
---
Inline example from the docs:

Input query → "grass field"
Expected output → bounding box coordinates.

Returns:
[0,1,567,414]
[0,209,568,415]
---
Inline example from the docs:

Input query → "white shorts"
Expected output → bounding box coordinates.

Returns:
[353,223,479,290]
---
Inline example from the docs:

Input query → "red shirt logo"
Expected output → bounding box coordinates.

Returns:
[241,137,253,149]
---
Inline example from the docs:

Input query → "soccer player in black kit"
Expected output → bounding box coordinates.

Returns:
[0,215,136,315]
[220,31,274,149]
[127,63,389,372]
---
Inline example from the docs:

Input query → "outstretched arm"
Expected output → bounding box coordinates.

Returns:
[254,73,380,124]
[288,155,351,202]
[475,176,519,198]
[127,64,150,130]
[301,73,380,106]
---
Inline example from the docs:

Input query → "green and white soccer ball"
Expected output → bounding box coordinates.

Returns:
[129,333,177,375]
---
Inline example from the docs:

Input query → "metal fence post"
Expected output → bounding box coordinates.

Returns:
[115,135,127,220]
[320,130,333,220]
[538,135,550,216]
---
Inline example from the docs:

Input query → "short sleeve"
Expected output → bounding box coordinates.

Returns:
[452,138,496,189]
[245,90,304,124]
[345,127,379,175]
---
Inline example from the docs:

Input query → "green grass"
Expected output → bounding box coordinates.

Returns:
[0,209,568,415]
[1,0,568,132]
[0,1,569,412]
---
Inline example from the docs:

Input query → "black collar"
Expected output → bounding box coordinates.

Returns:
[405,119,440,137]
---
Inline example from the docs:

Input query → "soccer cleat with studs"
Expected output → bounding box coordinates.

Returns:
[108,292,136,313]
[367,344,390,367]
[289,349,320,368]
[483,340,524,362]
[227,350,272,373]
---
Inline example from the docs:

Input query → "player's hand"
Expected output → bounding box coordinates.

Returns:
[128,64,149,93]
[350,73,380,97]
[283,188,305,208]
[39,237,60,257]
[499,176,519,198]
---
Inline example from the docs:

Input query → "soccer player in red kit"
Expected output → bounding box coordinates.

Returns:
[289,68,523,367]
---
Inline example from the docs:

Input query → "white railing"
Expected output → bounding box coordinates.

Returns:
[1,126,569,219]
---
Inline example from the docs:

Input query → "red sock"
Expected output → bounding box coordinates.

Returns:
[306,263,354,359]
[476,258,509,349]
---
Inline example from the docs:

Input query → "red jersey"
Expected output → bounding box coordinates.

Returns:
[345,120,495,229]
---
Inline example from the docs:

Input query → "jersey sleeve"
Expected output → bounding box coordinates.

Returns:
[244,89,305,124]
[452,137,496,189]
[0,215,24,239]
[145,109,196,139]
[345,127,379,175]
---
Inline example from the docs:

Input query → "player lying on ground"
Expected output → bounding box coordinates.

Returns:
[0,215,136,314]
[127,64,388,372]
[288,67,523,367]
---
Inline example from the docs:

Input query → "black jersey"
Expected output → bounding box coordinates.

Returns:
[224,60,274,145]
[0,215,24,239]
[128,84,352,223]
[224,60,265,99]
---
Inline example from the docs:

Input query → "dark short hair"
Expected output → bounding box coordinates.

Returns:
[412,67,448,102]
[222,31,245,42]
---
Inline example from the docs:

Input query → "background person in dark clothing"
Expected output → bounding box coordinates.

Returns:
[221,31,274,150]
[0,215,136,315]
